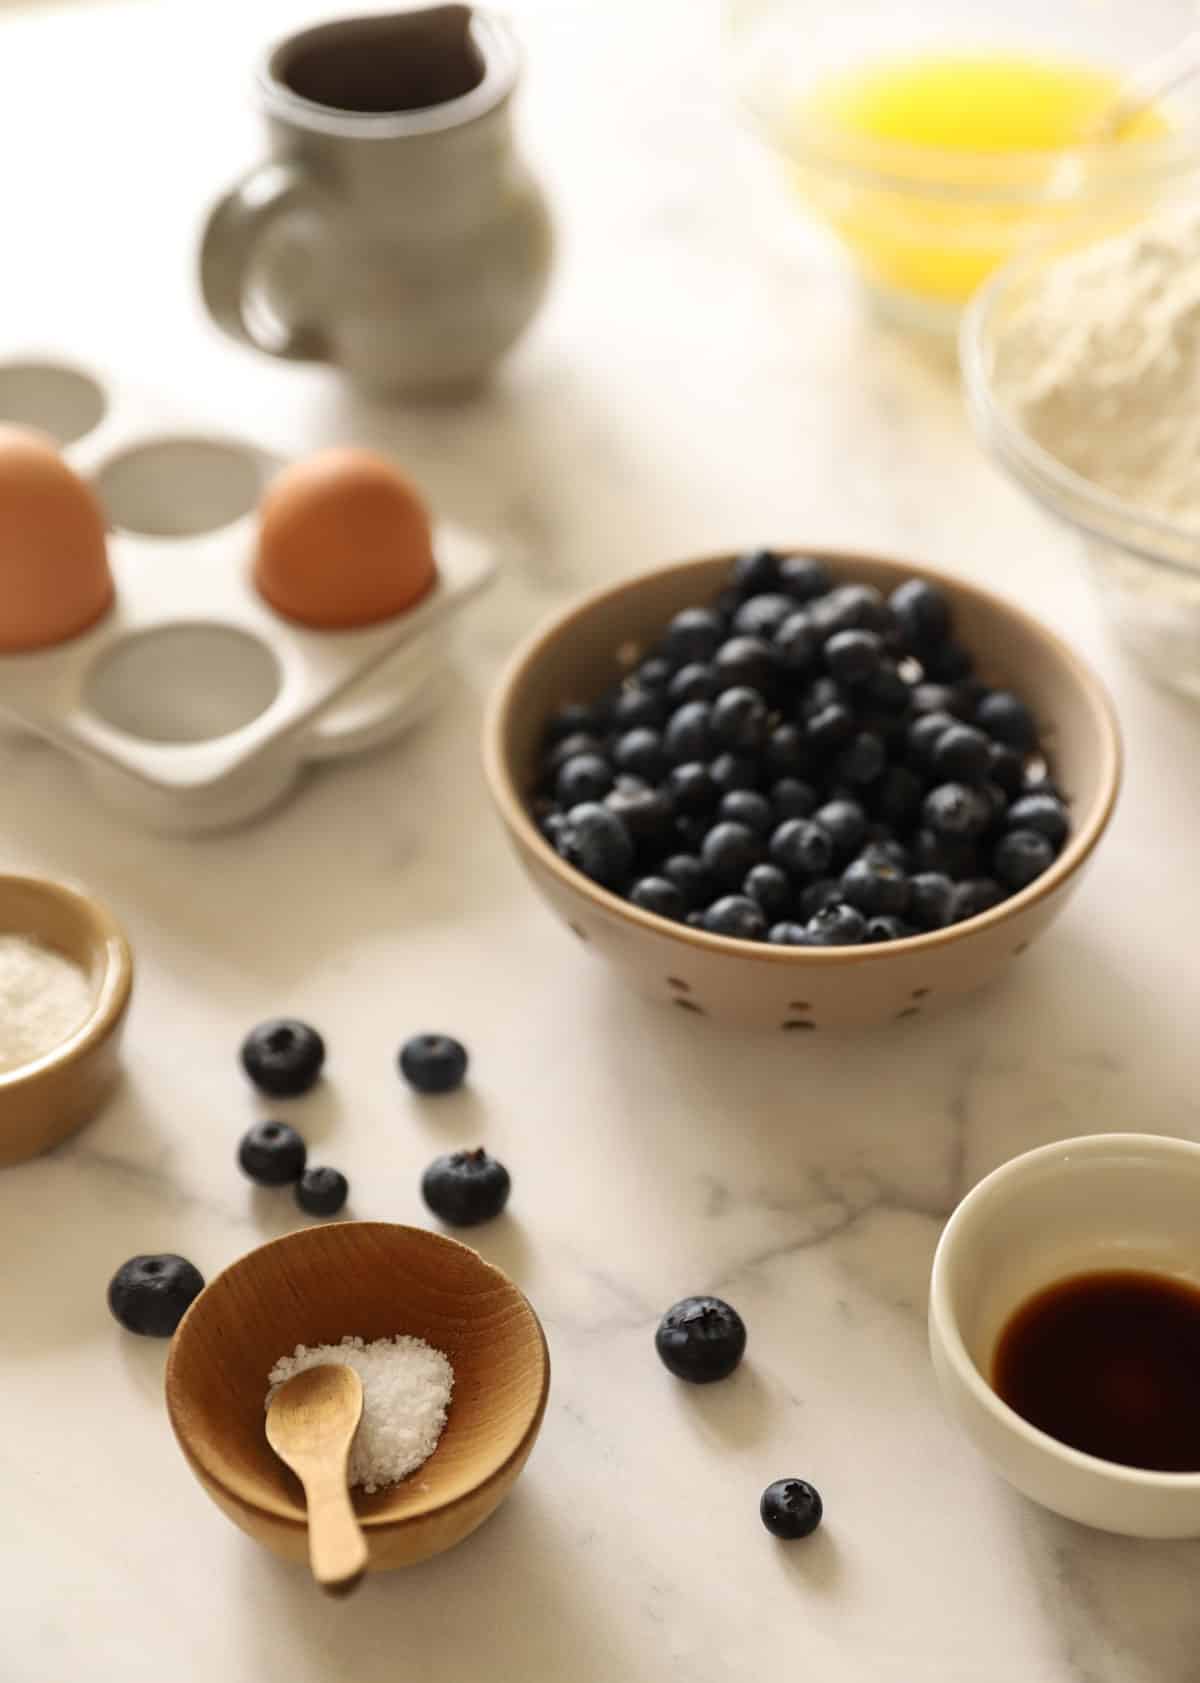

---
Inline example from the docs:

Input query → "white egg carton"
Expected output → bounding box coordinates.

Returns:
[0,355,496,832]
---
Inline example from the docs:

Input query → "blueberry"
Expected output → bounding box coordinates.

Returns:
[744,862,792,919]
[977,689,1036,749]
[875,765,923,827]
[770,818,834,879]
[107,1254,204,1337]
[764,724,811,778]
[399,1033,470,1094]
[890,578,951,648]
[655,1295,746,1383]
[989,743,1026,798]
[685,910,707,928]
[772,778,818,821]
[825,629,883,685]
[910,683,959,717]
[949,878,1005,922]
[544,701,606,743]
[930,723,991,785]
[556,751,613,806]
[611,686,662,732]
[709,751,760,796]
[841,856,911,916]
[925,639,974,682]
[805,902,867,946]
[1006,793,1069,847]
[422,1148,510,1226]
[544,730,606,778]
[806,703,855,753]
[836,731,886,786]
[731,548,781,596]
[605,782,674,847]
[864,915,912,942]
[860,836,911,870]
[540,811,567,847]
[767,922,813,945]
[802,674,847,716]
[557,802,635,885]
[238,1120,307,1185]
[909,871,955,930]
[812,582,890,637]
[663,606,724,666]
[912,828,979,879]
[760,1478,823,1540]
[240,1019,325,1098]
[630,876,688,920]
[774,611,818,673]
[923,783,992,840]
[799,877,844,919]
[664,701,713,764]
[866,662,912,713]
[702,895,767,940]
[637,655,674,691]
[710,687,766,752]
[674,814,711,852]
[779,554,833,601]
[733,593,795,640]
[661,853,711,908]
[813,797,867,858]
[906,710,957,768]
[612,728,664,781]
[714,635,778,693]
[667,662,718,706]
[667,762,718,815]
[993,828,1055,890]
[295,1166,349,1218]
[720,789,773,835]
[702,821,763,885]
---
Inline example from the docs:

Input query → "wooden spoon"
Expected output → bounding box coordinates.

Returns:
[265,1364,368,1595]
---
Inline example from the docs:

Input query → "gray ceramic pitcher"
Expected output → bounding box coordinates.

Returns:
[200,6,553,397]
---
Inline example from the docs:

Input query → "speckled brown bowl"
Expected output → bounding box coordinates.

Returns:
[483,549,1121,1031]
[0,873,132,1165]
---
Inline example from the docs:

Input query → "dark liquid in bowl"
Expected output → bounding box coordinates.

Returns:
[993,1270,1200,1472]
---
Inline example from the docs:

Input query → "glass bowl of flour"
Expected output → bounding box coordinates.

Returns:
[964,202,1200,698]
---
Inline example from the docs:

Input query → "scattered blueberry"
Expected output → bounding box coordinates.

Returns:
[295,1166,349,1218]
[760,1478,823,1540]
[399,1033,469,1095]
[977,689,1036,749]
[557,802,635,885]
[108,1254,205,1337]
[421,1148,510,1226]
[806,902,867,945]
[655,1295,746,1383]
[631,876,688,920]
[240,1019,325,1098]
[993,828,1056,890]
[702,895,767,941]
[238,1120,307,1185]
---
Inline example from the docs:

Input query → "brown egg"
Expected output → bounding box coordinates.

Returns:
[0,426,113,653]
[253,447,437,631]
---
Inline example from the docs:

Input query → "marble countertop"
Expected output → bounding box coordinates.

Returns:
[4,2,1200,1678]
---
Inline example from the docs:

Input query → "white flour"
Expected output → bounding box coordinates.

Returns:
[998,206,1200,525]
[0,934,93,1073]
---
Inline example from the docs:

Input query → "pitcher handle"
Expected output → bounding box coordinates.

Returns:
[199,160,332,363]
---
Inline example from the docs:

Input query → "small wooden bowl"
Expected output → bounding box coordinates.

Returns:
[483,549,1122,1031]
[165,1222,550,1573]
[0,873,132,1166]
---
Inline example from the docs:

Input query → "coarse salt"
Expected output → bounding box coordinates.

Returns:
[266,1334,453,1493]
[0,934,93,1075]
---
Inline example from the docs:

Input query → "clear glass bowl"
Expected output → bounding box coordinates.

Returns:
[962,221,1200,699]
[725,0,1200,333]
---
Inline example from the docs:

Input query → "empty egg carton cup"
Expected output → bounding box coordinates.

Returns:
[0,354,495,833]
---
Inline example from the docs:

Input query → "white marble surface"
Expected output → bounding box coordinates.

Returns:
[3,2,1200,1678]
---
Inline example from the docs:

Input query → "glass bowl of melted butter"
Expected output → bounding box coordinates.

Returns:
[726,0,1200,332]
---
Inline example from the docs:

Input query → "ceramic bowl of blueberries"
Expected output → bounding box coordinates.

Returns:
[483,548,1121,1030]
[165,1221,550,1572]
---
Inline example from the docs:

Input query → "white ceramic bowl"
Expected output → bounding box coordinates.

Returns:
[929,1133,1200,1538]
